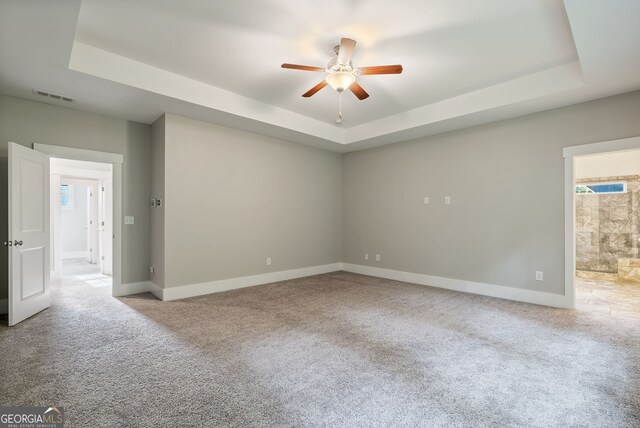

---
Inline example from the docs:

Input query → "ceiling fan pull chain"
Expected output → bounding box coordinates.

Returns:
[336,92,343,123]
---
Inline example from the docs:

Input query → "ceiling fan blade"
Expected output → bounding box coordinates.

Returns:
[281,63,325,72]
[358,65,403,75]
[337,38,356,65]
[302,81,328,97]
[349,82,369,100]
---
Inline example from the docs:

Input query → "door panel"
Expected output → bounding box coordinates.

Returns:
[8,142,50,326]
[20,158,45,232]
[20,247,46,299]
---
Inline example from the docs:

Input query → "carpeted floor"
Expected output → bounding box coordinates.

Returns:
[1,271,639,427]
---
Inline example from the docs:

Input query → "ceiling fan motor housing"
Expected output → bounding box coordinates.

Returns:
[327,56,353,73]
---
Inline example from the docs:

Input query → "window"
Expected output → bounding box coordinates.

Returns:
[575,182,626,194]
[60,184,74,209]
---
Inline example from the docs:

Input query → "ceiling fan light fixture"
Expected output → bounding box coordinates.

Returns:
[325,71,356,93]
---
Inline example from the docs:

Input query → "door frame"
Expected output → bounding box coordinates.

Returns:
[33,143,125,297]
[563,135,640,309]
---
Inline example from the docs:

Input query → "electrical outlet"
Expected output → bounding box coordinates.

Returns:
[423,196,429,204]
[364,253,369,260]
[376,254,381,261]
[266,257,272,266]
[535,271,544,281]
[445,196,451,205]
[150,198,156,208]
[124,216,134,225]
[149,265,155,274]
[156,198,162,207]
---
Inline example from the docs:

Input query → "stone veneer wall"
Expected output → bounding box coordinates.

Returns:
[576,175,640,274]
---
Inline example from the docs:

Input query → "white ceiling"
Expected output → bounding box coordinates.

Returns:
[1,0,639,152]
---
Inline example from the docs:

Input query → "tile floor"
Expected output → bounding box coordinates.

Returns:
[576,276,640,319]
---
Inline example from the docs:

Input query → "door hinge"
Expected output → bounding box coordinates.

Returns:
[102,187,105,192]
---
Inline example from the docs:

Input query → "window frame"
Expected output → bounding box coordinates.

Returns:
[575,181,627,195]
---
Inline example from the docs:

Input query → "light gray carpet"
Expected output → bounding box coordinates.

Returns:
[1,271,639,427]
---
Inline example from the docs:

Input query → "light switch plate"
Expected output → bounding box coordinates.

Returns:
[124,216,134,225]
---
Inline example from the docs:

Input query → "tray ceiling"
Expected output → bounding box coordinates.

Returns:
[1,0,639,152]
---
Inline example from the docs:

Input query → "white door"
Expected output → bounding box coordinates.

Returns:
[98,183,106,273]
[86,182,99,264]
[7,142,50,326]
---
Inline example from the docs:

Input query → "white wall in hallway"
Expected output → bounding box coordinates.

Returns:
[60,181,89,258]
[575,149,640,179]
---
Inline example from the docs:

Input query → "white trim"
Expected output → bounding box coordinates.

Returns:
[155,263,342,302]
[563,135,640,310]
[62,251,89,259]
[34,143,124,164]
[563,136,640,158]
[148,282,164,301]
[114,281,152,297]
[0,299,7,315]
[341,263,570,308]
[33,143,124,298]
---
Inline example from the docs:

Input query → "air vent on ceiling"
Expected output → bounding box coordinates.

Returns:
[32,89,74,103]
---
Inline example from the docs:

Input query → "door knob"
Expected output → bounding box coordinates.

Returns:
[13,240,23,246]
[3,241,12,247]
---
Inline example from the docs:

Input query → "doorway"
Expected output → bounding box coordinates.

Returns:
[34,142,124,298]
[564,136,640,318]
[51,158,113,290]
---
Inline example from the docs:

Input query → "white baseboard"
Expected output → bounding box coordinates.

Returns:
[148,282,164,301]
[114,262,569,309]
[156,263,342,302]
[62,251,89,259]
[341,263,571,309]
[0,298,7,315]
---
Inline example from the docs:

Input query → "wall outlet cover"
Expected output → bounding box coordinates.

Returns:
[124,216,134,225]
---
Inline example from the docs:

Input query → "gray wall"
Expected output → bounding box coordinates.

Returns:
[0,94,152,298]
[161,114,342,288]
[342,91,640,295]
[150,115,165,287]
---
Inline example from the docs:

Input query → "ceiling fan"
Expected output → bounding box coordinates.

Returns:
[281,37,403,121]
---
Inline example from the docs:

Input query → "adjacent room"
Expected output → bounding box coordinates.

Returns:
[574,150,640,316]
[0,1,639,427]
